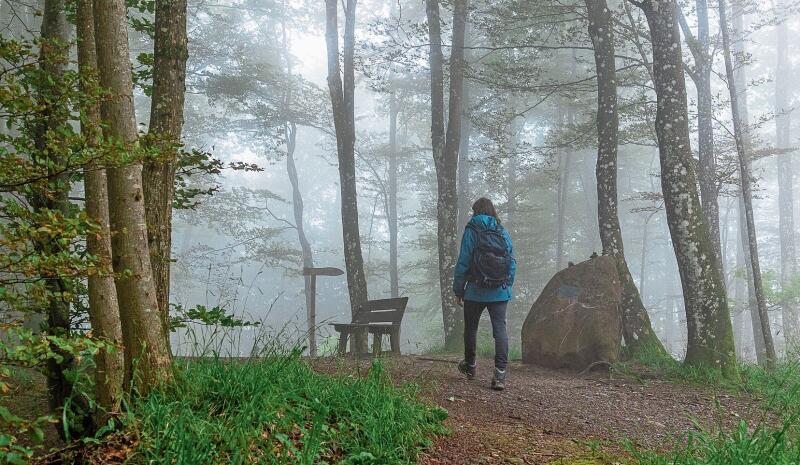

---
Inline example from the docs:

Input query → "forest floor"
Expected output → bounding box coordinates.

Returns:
[11,355,770,464]
[313,355,768,465]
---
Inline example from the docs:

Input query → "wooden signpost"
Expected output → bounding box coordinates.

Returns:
[302,267,344,357]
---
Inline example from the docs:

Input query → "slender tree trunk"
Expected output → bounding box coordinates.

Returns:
[278,8,317,354]
[94,0,172,391]
[637,0,737,377]
[388,94,400,298]
[33,0,84,434]
[556,144,570,271]
[774,1,798,350]
[142,0,189,350]
[587,0,666,357]
[76,0,124,421]
[679,1,722,264]
[325,0,368,315]
[457,84,472,232]
[739,195,765,361]
[719,0,776,367]
[426,0,467,350]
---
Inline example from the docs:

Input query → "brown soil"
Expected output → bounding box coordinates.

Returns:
[315,355,767,465]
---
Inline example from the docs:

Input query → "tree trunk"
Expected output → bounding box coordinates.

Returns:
[388,94,400,298]
[739,195,766,361]
[637,0,737,377]
[426,0,467,350]
[76,0,124,421]
[719,0,776,367]
[774,1,798,351]
[457,83,472,232]
[679,0,722,265]
[94,0,172,391]
[586,0,666,358]
[325,0,369,315]
[33,0,85,435]
[143,0,189,351]
[556,143,570,271]
[280,12,317,353]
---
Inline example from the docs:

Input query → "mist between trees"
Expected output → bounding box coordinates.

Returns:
[2,0,800,447]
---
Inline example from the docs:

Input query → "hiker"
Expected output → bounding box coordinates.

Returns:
[453,197,516,391]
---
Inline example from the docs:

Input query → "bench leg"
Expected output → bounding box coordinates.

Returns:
[390,327,401,355]
[337,331,348,356]
[372,333,383,357]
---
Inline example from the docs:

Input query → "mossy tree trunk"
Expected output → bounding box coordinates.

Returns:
[586,0,667,358]
[635,0,737,377]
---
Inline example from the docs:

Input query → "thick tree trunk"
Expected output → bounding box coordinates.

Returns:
[388,94,400,298]
[426,0,467,350]
[94,0,172,391]
[76,0,124,421]
[774,2,798,350]
[143,0,189,350]
[325,0,369,315]
[637,0,737,377]
[719,0,776,367]
[586,0,666,358]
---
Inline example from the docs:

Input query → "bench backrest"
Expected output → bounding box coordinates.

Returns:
[352,297,409,325]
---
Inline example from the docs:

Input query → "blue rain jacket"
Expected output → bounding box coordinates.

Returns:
[453,214,516,302]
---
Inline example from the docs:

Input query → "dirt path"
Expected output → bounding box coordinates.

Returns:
[324,356,766,465]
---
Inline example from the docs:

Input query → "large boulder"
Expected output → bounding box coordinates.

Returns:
[521,256,623,370]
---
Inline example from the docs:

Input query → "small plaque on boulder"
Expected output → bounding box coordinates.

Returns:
[522,256,622,371]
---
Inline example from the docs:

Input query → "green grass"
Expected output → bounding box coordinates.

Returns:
[129,355,448,465]
[630,418,800,465]
[616,348,800,465]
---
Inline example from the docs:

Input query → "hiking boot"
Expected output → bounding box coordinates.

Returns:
[491,368,507,391]
[458,360,476,380]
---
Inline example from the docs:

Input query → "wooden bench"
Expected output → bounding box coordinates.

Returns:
[330,297,408,357]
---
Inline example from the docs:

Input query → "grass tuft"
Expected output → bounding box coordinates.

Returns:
[129,355,447,465]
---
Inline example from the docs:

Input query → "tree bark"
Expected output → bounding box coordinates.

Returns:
[637,0,737,377]
[739,195,766,361]
[325,0,369,315]
[719,0,776,367]
[426,0,467,350]
[143,0,189,351]
[774,1,798,350]
[586,0,666,358]
[678,1,722,265]
[94,0,172,391]
[33,0,83,434]
[76,0,124,421]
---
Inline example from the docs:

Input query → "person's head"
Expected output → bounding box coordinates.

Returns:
[472,197,500,222]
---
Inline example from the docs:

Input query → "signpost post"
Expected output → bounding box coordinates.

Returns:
[302,267,344,357]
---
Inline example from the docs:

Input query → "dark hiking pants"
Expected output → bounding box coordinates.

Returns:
[463,300,509,373]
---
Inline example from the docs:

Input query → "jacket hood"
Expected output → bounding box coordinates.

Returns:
[468,214,499,231]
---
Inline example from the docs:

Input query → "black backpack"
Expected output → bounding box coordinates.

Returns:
[467,223,513,288]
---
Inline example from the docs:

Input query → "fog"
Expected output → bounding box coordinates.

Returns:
[26,0,796,361]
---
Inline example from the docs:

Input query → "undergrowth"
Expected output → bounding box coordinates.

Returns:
[129,355,448,465]
[616,347,800,465]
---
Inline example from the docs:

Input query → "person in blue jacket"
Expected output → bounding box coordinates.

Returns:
[453,197,516,391]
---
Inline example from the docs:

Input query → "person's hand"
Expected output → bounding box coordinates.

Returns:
[454,295,464,307]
